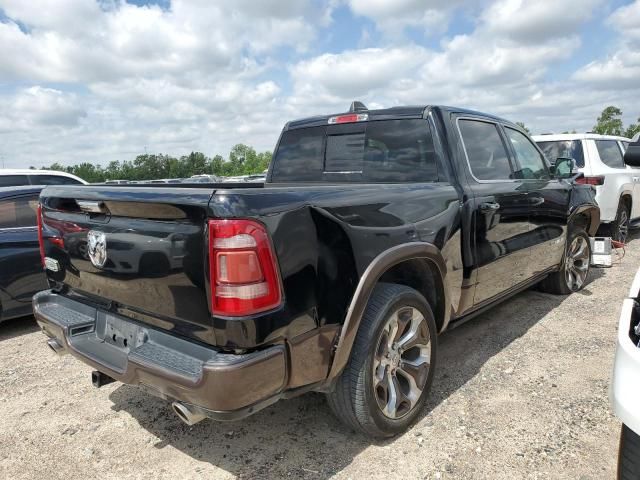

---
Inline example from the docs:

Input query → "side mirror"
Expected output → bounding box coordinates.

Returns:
[624,142,640,167]
[554,157,576,178]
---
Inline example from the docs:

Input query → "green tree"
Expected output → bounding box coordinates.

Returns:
[211,154,225,176]
[625,119,640,139]
[594,106,624,136]
[516,122,531,134]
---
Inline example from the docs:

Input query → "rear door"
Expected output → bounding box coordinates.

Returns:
[457,118,532,306]
[503,127,570,277]
[590,139,635,221]
[0,194,47,317]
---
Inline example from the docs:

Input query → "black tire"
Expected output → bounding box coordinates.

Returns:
[539,228,591,295]
[326,283,437,437]
[618,424,640,480]
[612,200,631,244]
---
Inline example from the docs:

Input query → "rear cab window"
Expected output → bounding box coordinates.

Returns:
[595,140,625,169]
[270,119,440,183]
[536,140,585,168]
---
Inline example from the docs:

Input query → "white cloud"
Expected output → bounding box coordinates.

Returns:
[608,0,640,44]
[572,1,640,91]
[482,0,603,43]
[347,0,465,35]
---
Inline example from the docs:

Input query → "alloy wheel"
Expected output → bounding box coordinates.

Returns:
[372,306,431,419]
[617,208,629,244]
[564,235,590,291]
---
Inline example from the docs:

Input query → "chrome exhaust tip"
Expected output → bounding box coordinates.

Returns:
[47,338,67,355]
[172,401,207,426]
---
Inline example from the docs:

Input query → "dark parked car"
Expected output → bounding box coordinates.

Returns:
[34,104,599,437]
[0,186,48,322]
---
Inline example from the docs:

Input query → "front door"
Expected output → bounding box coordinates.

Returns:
[502,126,571,276]
[457,118,532,306]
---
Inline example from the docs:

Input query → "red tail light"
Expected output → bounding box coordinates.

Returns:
[208,219,282,316]
[575,176,604,186]
[36,204,45,268]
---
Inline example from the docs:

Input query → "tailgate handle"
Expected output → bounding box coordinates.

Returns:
[77,200,107,214]
[479,202,500,212]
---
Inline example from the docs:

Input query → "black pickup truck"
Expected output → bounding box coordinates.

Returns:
[34,104,599,437]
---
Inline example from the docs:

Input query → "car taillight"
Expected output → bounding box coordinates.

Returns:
[208,219,282,316]
[575,176,604,186]
[37,204,45,268]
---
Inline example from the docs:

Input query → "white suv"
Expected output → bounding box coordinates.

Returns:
[534,133,633,242]
[0,169,87,187]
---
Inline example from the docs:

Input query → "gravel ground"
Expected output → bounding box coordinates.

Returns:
[0,236,636,480]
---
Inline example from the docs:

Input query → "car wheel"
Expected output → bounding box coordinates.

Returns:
[539,228,591,295]
[326,283,437,437]
[612,201,631,244]
[619,424,640,479]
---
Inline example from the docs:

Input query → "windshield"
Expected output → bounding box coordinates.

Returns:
[271,119,440,183]
[536,140,585,168]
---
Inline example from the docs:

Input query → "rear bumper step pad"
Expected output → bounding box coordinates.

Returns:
[33,290,287,417]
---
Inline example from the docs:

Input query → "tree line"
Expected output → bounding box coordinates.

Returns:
[518,106,640,138]
[40,144,272,184]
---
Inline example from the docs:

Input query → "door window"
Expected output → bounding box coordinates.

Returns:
[505,128,550,180]
[30,174,82,185]
[536,140,585,168]
[0,175,29,187]
[595,140,625,168]
[0,196,39,229]
[458,120,513,181]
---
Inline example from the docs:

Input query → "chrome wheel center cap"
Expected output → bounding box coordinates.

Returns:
[389,351,401,368]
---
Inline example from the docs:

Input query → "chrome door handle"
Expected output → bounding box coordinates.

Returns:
[480,202,501,211]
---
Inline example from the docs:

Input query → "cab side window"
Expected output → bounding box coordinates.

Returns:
[458,120,513,181]
[595,140,625,168]
[504,127,550,180]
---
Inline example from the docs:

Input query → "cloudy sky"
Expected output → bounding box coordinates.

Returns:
[0,0,639,168]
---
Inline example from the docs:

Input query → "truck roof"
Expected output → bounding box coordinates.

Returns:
[284,104,514,130]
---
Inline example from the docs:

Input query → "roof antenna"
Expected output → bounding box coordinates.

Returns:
[349,101,368,112]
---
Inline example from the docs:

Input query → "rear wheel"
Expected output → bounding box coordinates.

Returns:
[618,424,640,479]
[612,201,631,244]
[539,228,591,295]
[326,283,437,437]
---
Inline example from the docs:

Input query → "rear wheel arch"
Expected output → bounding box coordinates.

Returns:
[327,242,450,383]
[620,193,632,213]
[569,205,600,236]
[378,258,446,333]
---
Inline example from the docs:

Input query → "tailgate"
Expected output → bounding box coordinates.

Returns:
[39,186,215,345]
